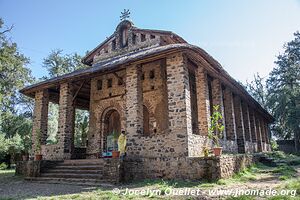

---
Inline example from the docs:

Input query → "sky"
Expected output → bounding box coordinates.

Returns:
[1,0,300,83]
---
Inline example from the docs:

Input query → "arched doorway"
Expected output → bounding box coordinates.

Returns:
[103,109,121,154]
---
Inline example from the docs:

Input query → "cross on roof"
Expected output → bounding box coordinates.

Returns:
[120,9,130,21]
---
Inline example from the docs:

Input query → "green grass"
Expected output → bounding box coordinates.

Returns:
[264,151,300,166]
[226,195,255,200]
[272,164,297,180]
[216,163,271,186]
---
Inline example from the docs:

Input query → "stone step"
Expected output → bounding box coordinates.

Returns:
[40,173,104,179]
[52,165,102,170]
[25,177,115,186]
[45,169,103,174]
[62,159,113,165]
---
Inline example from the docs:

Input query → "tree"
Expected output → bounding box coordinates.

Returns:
[0,18,33,162]
[0,18,32,114]
[266,31,300,151]
[43,49,87,77]
[245,73,268,110]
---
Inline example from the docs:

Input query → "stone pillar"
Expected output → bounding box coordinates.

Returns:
[57,82,75,159]
[265,123,271,151]
[260,118,267,151]
[166,53,191,156]
[32,89,49,155]
[249,109,258,152]
[223,88,237,141]
[211,79,227,145]
[196,67,210,136]
[233,95,246,153]
[125,64,143,157]
[256,115,263,152]
[242,102,252,152]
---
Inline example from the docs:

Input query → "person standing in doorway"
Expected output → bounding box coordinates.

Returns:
[118,130,127,160]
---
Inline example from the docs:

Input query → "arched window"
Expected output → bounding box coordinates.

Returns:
[143,105,150,136]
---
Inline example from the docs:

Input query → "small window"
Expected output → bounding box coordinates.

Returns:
[107,79,113,88]
[97,80,102,90]
[141,34,146,42]
[149,70,155,79]
[132,33,137,45]
[142,73,145,80]
[118,78,123,86]
[150,35,155,39]
[112,39,116,50]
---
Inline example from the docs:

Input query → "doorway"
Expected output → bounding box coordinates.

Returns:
[103,109,121,155]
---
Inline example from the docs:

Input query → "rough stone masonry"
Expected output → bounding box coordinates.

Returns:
[19,19,274,181]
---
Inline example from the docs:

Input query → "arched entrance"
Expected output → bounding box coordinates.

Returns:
[103,109,121,154]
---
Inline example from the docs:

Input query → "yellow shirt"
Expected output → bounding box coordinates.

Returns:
[118,133,126,154]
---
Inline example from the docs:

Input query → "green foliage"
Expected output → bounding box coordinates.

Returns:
[74,109,89,147]
[42,49,88,78]
[283,178,300,197]
[35,129,41,153]
[0,19,33,114]
[245,32,300,150]
[0,162,7,170]
[0,132,28,161]
[273,165,296,180]
[46,103,58,144]
[245,73,268,110]
[208,105,225,147]
[270,139,279,151]
[0,18,33,162]
[266,31,300,147]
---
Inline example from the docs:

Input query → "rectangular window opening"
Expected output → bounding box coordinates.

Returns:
[97,80,103,90]
[141,34,146,42]
[107,78,113,88]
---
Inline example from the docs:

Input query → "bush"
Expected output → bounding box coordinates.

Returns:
[270,139,279,151]
[0,162,8,170]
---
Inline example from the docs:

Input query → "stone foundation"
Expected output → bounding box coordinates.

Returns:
[123,154,258,182]
[17,154,258,182]
[15,160,60,177]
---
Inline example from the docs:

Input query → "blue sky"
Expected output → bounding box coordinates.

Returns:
[1,0,300,83]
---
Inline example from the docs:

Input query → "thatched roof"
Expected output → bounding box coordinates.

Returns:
[20,43,274,121]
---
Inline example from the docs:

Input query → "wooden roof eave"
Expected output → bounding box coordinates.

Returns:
[20,43,274,122]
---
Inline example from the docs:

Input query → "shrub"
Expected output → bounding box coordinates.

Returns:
[0,162,8,170]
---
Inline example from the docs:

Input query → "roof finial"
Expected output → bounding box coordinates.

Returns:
[120,9,130,21]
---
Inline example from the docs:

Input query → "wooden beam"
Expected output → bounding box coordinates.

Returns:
[72,80,85,102]
[112,72,124,85]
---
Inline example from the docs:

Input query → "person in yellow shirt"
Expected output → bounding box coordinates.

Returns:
[118,130,127,160]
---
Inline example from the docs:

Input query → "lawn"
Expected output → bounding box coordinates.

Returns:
[0,152,299,200]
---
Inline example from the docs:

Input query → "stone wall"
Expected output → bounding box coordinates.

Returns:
[123,154,258,182]
[87,56,183,158]
[15,160,59,177]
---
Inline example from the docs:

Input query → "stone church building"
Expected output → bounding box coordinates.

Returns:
[19,19,273,182]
